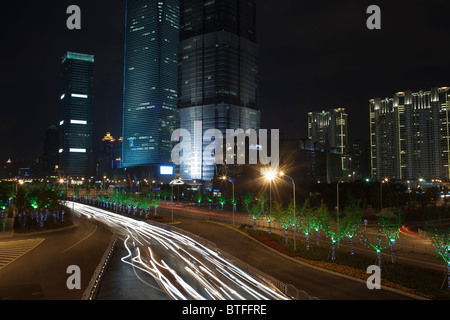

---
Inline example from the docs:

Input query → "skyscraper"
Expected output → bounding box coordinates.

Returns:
[369,87,450,180]
[307,108,348,155]
[122,0,180,176]
[177,0,260,185]
[58,51,95,177]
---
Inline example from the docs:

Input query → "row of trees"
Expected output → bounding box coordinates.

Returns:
[76,192,163,218]
[244,194,407,266]
[244,193,450,290]
[0,182,69,230]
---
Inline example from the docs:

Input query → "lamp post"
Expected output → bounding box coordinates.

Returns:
[337,180,345,225]
[280,172,296,251]
[221,176,235,226]
[380,178,388,210]
[264,170,276,215]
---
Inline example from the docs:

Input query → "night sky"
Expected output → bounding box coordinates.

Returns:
[1,0,450,166]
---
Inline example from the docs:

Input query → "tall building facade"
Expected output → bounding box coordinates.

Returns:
[122,0,180,173]
[177,0,260,185]
[307,108,348,155]
[58,51,95,177]
[369,87,450,181]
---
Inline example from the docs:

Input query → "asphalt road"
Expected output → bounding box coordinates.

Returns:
[0,214,113,300]
[173,217,418,300]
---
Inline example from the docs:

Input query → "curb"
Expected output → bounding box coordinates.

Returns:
[208,221,430,301]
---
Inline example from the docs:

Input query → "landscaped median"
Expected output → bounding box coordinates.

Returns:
[237,225,446,300]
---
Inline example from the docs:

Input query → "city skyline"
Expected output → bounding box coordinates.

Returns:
[1,0,450,167]
[2,0,450,305]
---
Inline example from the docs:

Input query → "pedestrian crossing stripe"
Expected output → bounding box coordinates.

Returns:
[0,238,45,270]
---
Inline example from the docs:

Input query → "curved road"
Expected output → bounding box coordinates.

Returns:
[73,202,292,300]
[0,212,113,299]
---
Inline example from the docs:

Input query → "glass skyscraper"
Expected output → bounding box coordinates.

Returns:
[177,0,260,185]
[122,0,180,171]
[58,51,95,177]
[369,87,450,180]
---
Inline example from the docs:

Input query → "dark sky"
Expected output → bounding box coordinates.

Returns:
[1,0,450,166]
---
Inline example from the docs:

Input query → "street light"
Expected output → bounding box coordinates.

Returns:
[264,170,277,215]
[279,172,296,251]
[380,178,388,210]
[337,179,345,225]
[221,176,235,226]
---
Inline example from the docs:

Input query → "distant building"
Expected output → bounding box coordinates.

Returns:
[58,51,95,178]
[278,138,344,184]
[307,108,348,155]
[348,140,370,180]
[369,87,450,181]
[97,132,123,176]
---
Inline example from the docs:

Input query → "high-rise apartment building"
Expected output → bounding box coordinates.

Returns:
[177,0,260,185]
[58,51,95,177]
[307,108,348,155]
[122,0,180,173]
[369,87,450,180]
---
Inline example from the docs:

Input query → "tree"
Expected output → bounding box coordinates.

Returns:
[217,196,226,211]
[273,201,294,244]
[248,202,262,231]
[257,194,272,234]
[342,199,364,255]
[424,220,450,290]
[205,194,213,209]
[161,188,170,201]
[152,197,162,216]
[196,194,202,207]
[242,192,253,211]
[311,201,328,246]
[361,223,387,270]
[379,208,404,263]
[15,186,29,214]
[297,200,314,250]
[322,206,346,261]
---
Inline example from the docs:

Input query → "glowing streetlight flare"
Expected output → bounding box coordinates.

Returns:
[264,171,277,181]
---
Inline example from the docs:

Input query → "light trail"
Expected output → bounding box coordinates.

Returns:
[70,202,292,300]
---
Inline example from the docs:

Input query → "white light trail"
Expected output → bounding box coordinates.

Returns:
[70,202,291,300]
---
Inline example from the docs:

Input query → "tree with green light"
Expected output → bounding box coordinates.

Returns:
[341,199,364,255]
[297,200,314,251]
[312,201,328,246]
[242,192,253,211]
[152,197,162,216]
[362,223,387,270]
[322,207,346,261]
[424,220,450,290]
[379,208,404,263]
[217,195,226,211]
[273,201,294,245]
[248,202,262,231]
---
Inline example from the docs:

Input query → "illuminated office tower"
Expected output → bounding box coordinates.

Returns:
[369,87,450,180]
[122,0,180,174]
[58,51,95,177]
[177,0,260,185]
[307,108,348,155]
